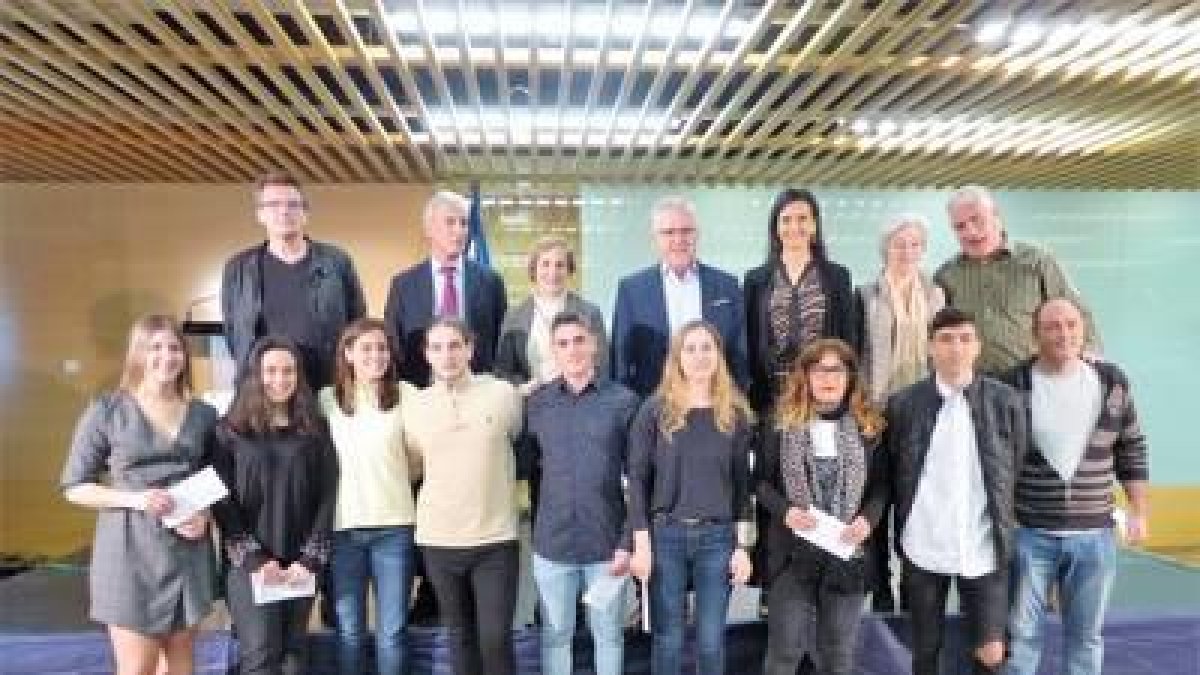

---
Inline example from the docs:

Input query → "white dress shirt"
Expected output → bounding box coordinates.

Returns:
[661,263,702,335]
[901,377,998,578]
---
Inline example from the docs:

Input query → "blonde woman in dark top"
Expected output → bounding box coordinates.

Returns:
[628,319,756,675]
[60,314,219,675]
[211,337,338,675]
[756,339,887,675]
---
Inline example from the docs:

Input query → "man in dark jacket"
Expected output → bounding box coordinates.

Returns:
[384,190,507,387]
[883,307,1027,675]
[221,171,366,389]
[610,195,748,396]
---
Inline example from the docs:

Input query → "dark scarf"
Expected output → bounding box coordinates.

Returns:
[779,405,867,523]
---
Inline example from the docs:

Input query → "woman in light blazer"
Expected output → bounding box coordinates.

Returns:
[855,213,946,405]
[495,236,608,393]
[853,213,944,613]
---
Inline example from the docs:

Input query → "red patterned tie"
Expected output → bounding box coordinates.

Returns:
[439,266,459,317]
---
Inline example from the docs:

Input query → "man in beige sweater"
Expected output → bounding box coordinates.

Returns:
[402,317,523,675]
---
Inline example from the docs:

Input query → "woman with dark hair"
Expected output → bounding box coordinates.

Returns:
[744,189,857,415]
[319,318,419,675]
[627,319,756,675]
[212,337,338,675]
[756,339,887,675]
[60,314,219,675]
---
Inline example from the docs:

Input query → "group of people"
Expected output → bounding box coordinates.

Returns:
[60,172,1150,675]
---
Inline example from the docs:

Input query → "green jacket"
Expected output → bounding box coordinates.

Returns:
[935,241,1098,374]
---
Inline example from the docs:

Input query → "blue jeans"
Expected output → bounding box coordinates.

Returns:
[331,526,415,675]
[532,553,626,675]
[649,521,735,675]
[1005,527,1117,675]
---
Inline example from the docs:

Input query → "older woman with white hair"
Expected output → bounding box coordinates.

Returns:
[855,214,945,405]
[855,215,945,614]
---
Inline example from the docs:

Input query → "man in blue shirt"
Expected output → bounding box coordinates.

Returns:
[521,311,640,675]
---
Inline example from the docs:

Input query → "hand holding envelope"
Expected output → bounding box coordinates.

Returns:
[160,467,228,529]
[789,507,860,561]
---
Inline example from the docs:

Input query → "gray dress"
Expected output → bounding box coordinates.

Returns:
[60,392,219,633]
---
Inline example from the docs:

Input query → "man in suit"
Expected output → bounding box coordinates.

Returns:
[384,190,508,387]
[610,195,749,396]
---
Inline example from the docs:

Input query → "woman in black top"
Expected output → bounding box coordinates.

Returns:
[756,339,886,675]
[628,319,755,675]
[212,337,338,675]
[744,189,857,415]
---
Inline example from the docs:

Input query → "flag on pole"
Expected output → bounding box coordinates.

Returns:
[466,181,491,268]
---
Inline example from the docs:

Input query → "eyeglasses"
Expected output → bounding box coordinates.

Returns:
[258,199,307,210]
[810,364,849,376]
[656,227,697,238]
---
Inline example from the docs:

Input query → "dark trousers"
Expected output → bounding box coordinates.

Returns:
[226,566,314,675]
[762,562,865,675]
[904,560,1008,675]
[422,541,520,675]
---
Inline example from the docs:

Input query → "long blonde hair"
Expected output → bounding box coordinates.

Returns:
[655,320,753,439]
[118,314,192,397]
[775,338,884,437]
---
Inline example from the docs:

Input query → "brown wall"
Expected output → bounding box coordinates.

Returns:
[0,183,432,556]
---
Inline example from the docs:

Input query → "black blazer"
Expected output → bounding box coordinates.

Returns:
[743,259,857,413]
[383,258,507,387]
[755,419,887,590]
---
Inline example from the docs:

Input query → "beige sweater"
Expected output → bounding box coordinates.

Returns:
[402,374,523,547]
[319,383,419,530]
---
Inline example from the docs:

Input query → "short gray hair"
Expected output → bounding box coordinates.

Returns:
[423,190,470,224]
[879,213,930,260]
[947,185,997,213]
[650,195,698,230]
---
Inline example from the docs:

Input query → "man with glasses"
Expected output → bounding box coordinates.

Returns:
[610,195,748,396]
[221,171,366,389]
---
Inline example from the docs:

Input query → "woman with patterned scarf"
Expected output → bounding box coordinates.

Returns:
[756,338,888,675]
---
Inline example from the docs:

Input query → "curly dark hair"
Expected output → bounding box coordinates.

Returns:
[224,336,322,436]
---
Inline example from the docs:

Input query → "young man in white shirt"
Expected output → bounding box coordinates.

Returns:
[883,307,1028,675]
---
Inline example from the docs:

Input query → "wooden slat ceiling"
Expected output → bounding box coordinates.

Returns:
[1,0,1197,188]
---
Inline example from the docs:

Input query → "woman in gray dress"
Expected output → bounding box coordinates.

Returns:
[60,314,219,675]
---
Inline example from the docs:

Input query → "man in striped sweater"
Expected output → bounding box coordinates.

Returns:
[1001,297,1150,675]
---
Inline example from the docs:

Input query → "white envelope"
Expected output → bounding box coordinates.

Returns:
[251,573,316,605]
[582,574,628,610]
[792,507,857,561]
[161,467,229,528]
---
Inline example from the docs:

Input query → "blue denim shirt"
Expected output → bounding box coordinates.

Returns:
[521,378,640,564]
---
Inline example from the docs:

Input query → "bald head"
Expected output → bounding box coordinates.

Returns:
[1034,297,1086,367]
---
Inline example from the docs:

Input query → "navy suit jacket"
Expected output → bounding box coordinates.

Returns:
[383,258,507,387]
[610,263,749,396]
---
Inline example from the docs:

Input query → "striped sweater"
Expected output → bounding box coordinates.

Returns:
[1003,359,1149,530]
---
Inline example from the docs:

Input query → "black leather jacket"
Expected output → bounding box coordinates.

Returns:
[881,375,1028,565]
[220,240,366,384]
